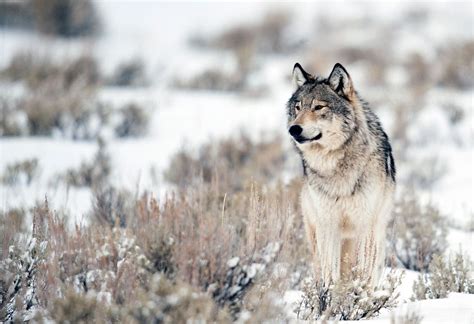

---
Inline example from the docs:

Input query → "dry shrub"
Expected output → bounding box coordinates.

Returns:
[442,102,465,125]
[438,41,474,89]
[296,271,402,321]
[61,139,111,188]
[1,52,150,139]
[134,182,299,285]
[20,83,99,138]
[405,155,447,190]
[405,53,432,88]
[173,68,245,92]
[306,44,389,86]
[0,0,100,37]
[183,10,294,93]
[412,253,474,300]
[0,97,27,136]
[31,0,100,37]
[0,239,46,322]
[0,201,50,322]
[0,176,303,321]
[90,186,135,227]
[0,132,306,321]
[114,103,149,138]
[1,158,40,186]
[1,52,106,139]
[192,10,293,55]
[388,191,448,271]
[28,200,150,315]
[128,180,303,317]
[0,208,27,260]
[125,274,230,323]
[1,51,100,89]
[0,2,34,29]
[164,133,287,192]
[107,59,148,87]
[339,46,389,85]
[50,289,114,323]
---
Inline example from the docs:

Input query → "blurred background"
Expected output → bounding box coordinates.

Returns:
[1,1,472,223]
[0,1,473,322]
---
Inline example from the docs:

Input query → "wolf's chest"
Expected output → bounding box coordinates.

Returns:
[301,181,382,230]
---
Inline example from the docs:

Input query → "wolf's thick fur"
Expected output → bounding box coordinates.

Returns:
[287,63,396,285]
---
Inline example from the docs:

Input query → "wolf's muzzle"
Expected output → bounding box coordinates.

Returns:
[289,125,322,143]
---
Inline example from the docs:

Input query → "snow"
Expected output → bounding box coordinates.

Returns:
[227,257,240,268]
[379,293,474,324]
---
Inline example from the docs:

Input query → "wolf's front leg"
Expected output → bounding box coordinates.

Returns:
[355,228,386,286]
[340,238,357,280]
[304,219,321,275]
[315,223,342,283]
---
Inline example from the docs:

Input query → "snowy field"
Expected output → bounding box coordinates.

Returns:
[0,1,473,323]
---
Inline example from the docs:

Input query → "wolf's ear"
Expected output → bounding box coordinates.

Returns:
[328,63,354,98]
[292,63,312,89]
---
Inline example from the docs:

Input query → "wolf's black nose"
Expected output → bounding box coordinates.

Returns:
[289,125,302,137]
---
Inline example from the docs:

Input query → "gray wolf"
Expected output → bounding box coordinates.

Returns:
[287,63,396,285]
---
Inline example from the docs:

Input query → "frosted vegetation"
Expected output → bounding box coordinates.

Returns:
[0,1,473,322]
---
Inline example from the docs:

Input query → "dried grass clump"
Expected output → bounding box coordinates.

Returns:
[1,158,39,186]
[0,208,27,259]
[125,274,230,323]
[0,132,305,321]
[405,53,432,88]
[164,133,287,192]
[50,289,115,323]
[295,271,402,321]
[388,191,448,271]
[1,51,100,89]
[0,176,304,321]
[405,155,447,190]
[134,181,301,287]
[0,202,50,322]
[0,2,33,29]
[192,10,294,55]
[0,0,100,38]
[132,179,304,317]
[1,52,106,139]
[173,68,246,92]
[183,10,294,93]
[1,52,150,139]
[438,41,474,89]
[114,103,149,138]
[107,59,148,87]
[61,139,111,188]
[412,253,474,300]
[90,186,135,227]
[31,0,100,37]
[0,98,27,136]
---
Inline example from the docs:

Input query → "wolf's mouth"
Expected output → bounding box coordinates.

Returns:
[295,133,322,144]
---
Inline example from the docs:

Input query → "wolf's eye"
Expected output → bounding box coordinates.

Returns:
[314,105,325,111]
[295,102,301,113]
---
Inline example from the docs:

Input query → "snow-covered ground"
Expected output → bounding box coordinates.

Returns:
[1,1,472,322]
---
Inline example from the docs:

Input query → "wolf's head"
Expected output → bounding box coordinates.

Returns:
[287,63,359,153]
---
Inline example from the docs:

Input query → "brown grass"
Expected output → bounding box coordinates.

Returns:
[164,133,287,192]
[1,165,305,321]
[388,190,448,271]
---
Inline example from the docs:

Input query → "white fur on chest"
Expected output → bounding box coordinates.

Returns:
[301,179,389,236]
